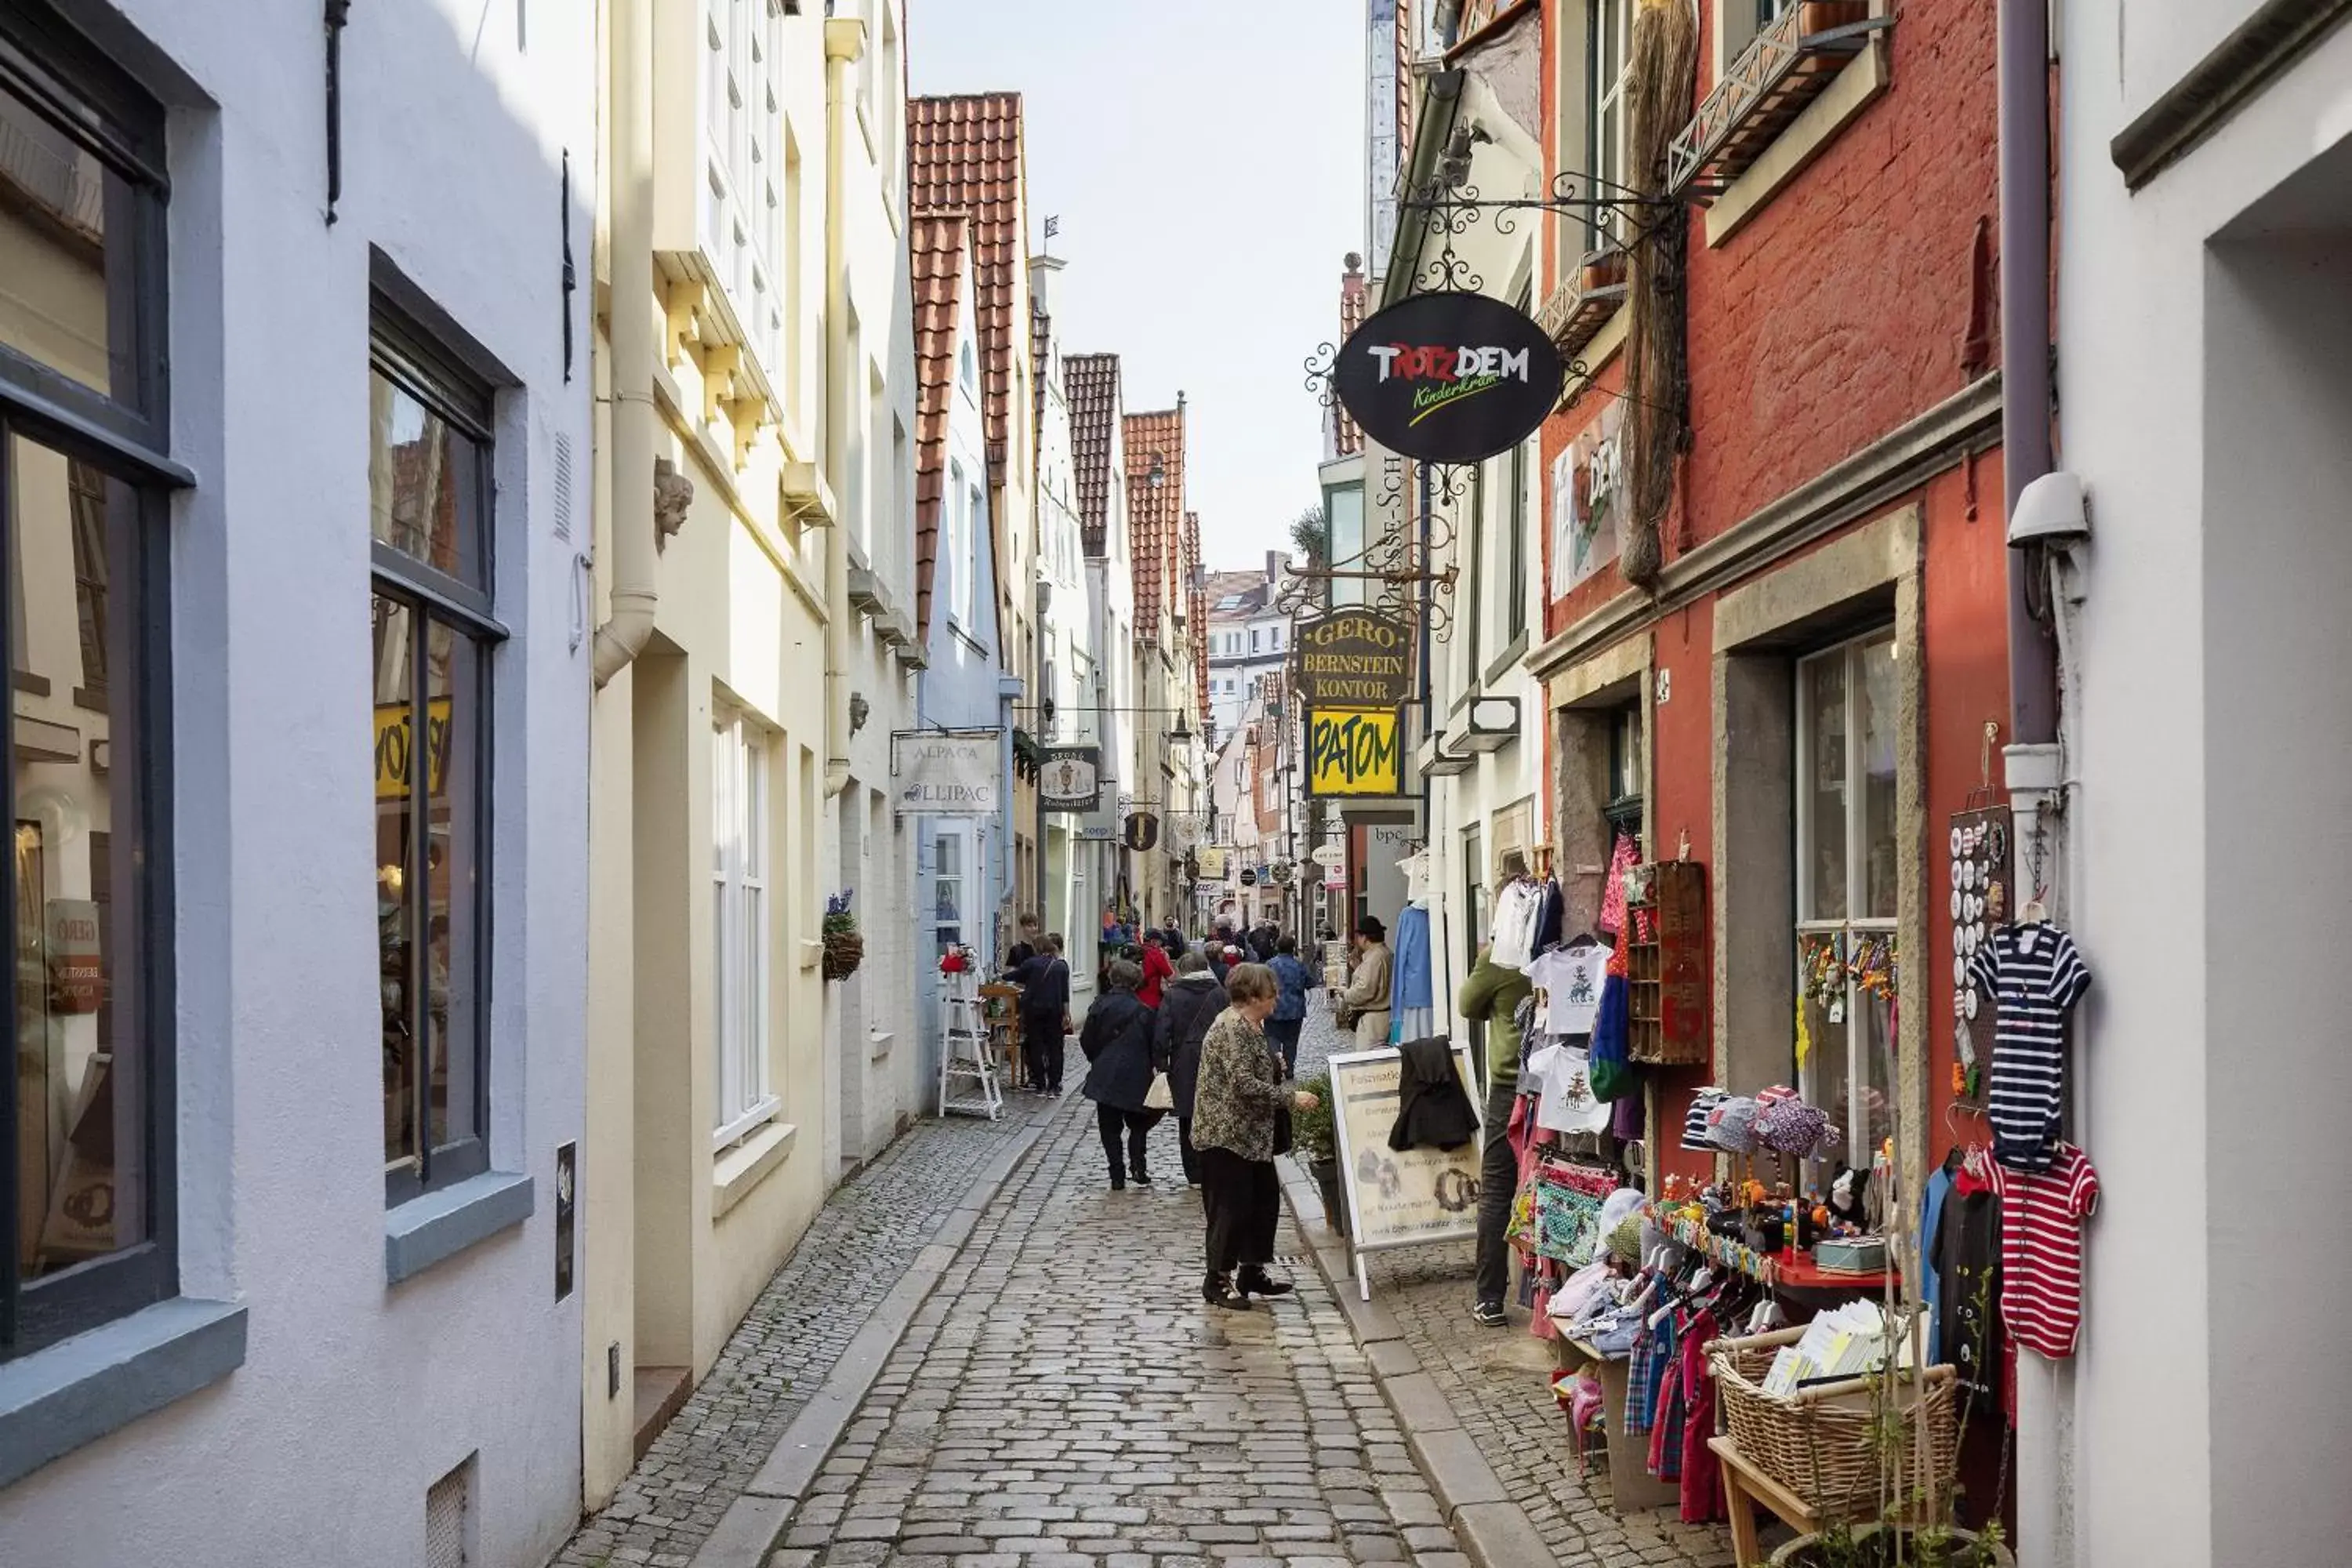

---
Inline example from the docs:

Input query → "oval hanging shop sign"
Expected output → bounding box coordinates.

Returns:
[1333,291,1565,465]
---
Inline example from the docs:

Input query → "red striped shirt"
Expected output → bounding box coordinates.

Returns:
[1988,1144,2098,1359]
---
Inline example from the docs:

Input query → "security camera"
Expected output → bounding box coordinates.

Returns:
[2008,470,2089,547]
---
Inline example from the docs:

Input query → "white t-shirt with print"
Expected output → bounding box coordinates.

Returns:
[1526,942,1611,1034]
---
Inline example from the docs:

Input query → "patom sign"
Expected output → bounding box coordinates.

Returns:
[1306,708,1404,797]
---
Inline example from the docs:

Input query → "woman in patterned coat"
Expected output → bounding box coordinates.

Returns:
[1189,963,1320,1310]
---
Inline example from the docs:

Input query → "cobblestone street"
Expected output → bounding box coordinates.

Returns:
[558,1105,1047,1568]
[766,1084,1468,1568]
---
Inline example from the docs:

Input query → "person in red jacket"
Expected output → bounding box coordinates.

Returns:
[1136,931,1174,1009]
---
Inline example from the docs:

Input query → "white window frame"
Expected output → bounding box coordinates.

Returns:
[1587,0,1634,251]
[713,707,778,1149]
[931,822,976,961]
[947,458,969,632]
[1792,626,1897,1169]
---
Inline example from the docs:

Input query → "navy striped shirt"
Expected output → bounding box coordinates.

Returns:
[1968,923,2090,1172]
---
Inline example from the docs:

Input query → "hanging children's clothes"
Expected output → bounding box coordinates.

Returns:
[1920,1149,1961,1365]
[1526,938,1610,1034]
[1677,1313,1726,1523]
[1490,880,1544,971]
[1599,833,1639,936]
[1933,1149,2005,1408]
[1967,920,2092,1171]
[1987,1142,2099,1359]
[1390,902,1434,1040]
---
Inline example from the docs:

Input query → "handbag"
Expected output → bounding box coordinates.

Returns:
[1273,1104,1294,1156]
[1061,1010,1074,1037]
[1144,1072,1174,1112]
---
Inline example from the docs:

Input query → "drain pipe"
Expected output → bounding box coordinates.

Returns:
[820,16,864,797]
[1998,0,2070,1560]
[591,0,657,689]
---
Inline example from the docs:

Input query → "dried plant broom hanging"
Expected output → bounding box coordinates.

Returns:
[1619,0,1697,592]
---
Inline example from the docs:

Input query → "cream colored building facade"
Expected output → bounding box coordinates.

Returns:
[583,0,917,1506]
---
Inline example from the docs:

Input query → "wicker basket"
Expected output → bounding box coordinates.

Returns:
[1707,1327,1958,1520]
[821,929,865,981]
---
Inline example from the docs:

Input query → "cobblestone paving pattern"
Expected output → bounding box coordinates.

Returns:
[558,1105,1046,1568]
[1293,1001,1734,1567]
[768,1088,1471,1568]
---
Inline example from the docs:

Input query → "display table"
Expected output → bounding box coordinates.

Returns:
[1562,1339,1679,1513]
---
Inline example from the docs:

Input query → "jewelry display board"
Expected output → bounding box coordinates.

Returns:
[1947,806,2013,1101]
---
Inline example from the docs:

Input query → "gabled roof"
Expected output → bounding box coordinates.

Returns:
[909,93,1027,485]
[910,211,971,638]
[1065,353,1121,555]
[1123,407,1184,633]
[1334,258,1368,457]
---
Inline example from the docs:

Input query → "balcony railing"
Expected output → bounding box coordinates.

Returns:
[1665,2,1891,204]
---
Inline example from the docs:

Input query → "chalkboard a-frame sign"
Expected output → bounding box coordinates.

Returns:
[1333,291,1566,466]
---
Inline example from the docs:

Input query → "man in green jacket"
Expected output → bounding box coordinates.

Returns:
[1457,943,1531,1327]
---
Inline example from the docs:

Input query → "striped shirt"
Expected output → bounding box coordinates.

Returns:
[1987,1143,2098,1359]
[1967,923,2091,1172]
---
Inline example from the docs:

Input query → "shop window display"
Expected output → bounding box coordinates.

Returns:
[1795,630,1899,1168]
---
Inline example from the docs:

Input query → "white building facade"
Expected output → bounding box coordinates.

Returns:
[0,0,593,1562]
[2049,5,2352,1566]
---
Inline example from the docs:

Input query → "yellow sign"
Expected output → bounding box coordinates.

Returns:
[374,698,453,800]
[1306,707,1403,797]
[1327,1044,1483,1254]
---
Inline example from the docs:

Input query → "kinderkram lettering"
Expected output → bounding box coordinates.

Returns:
[1306,708,1403,798]
[1332,291,1564,466]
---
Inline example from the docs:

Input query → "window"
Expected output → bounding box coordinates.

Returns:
[1605,702,1644,835]
[931,826,968,960]
[712,709,774,1147]
[1794,630,1899,1168]
[1719,0,1797,78]
[1587,0,1633,249]
[946,459,967,630]
[959,340,976,399]
[0,12,178,1361]
[1250,628,1260,655]
[371,303,501,1208]
[966,481,983,626]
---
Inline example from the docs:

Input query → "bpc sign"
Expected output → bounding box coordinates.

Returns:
[1333,291,1565,465]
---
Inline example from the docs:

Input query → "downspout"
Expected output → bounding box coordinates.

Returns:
[820,17,862,797]
[1997,1,2068,1563]
[591,0,657,689]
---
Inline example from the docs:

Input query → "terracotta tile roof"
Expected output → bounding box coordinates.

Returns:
[909,211,971,637]
[1185,510,1208,721]
[1065,353,1120,555]
[1123,407,1185,633]
[909,93,1028,485]
[1334,258,1368,457]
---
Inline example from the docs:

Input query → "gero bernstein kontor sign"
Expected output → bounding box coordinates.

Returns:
[1331,291,1566,466]
[1292,608,1414,709]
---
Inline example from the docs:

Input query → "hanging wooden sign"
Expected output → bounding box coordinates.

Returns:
[1293,608,1416,709]
[1305,708,1405,797]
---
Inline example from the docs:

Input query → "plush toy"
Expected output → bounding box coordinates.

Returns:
[1828,1164,1869,1229]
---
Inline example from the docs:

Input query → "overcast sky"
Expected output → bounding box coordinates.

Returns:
[909,0,1363,572]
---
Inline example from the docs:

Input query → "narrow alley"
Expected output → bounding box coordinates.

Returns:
[560,997,1736,1568]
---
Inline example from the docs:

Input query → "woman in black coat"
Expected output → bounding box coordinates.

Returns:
[1079,959,1163,1189]
[1152,951,1226,1186]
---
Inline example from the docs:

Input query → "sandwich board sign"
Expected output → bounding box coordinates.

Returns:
[1325,1043,1483,1301]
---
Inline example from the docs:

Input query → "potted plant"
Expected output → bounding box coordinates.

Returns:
[821,889,864,982]
[1291,1072,1347,1236]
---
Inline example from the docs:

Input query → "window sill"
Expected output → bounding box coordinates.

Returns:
[0,1297,247,1490]
[713,1120,797,1219]
[1703,41,1888,249]
[384,1170,535,1285]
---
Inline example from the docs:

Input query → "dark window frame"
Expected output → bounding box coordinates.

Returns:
[0,2,180,1364]
[368,286,506,1210]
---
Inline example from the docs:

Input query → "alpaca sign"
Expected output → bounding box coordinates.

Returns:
[1332,290,1565,465]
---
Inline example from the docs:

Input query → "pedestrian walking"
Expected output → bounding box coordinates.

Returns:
[1136,931,1174,1010]
[1079,958,1164,1189]
[1190,963,1319,1309]
[1005,910,1042,971]
[1153,951,1225,1185]
[1264,935,1311,1076]
[1007,934,1072,1094]
[1456,942,1530,1327]
[1335,917,1394,1047]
